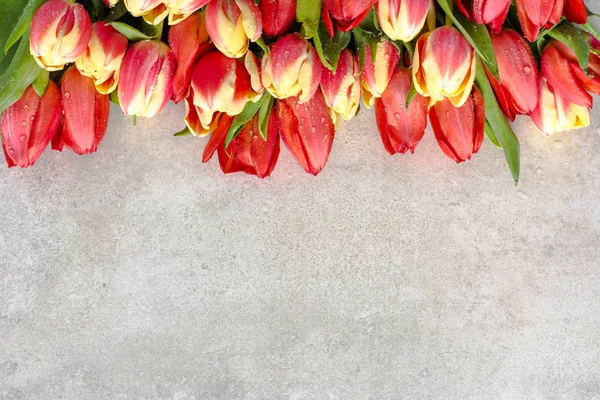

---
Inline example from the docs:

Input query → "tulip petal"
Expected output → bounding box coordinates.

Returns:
[259,0,296,37]
[542,42,592,108]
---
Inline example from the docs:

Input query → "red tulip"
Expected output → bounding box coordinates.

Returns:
[488,29,539,121]
[168,11,213,103]
[515,0,563,41]
[541,40,600,109]
[320,49,361,124]
[455,0,510,34]
[429,87,485,163]
[53,67,110,155]
[29,0,92,71]
[259,0,297,37]
[1,83,62,168]
[377,0,433,42]
[375,69,428,155]
[276,92,335,175]
[205,0,262,58]
[361,40,400,107]
[322,0,378,33]
[563,0,587,24]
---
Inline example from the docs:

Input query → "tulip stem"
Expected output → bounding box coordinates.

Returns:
[446,0,454,27]
[132,115,137,126]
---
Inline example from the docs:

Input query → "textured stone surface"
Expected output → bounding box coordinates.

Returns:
[1,100,599,399]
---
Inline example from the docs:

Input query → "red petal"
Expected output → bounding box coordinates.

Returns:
[542,43,592,108]
[251,112,280,178]
[203,113,233,163]
[260,0,297,37]
[564,0,587,24]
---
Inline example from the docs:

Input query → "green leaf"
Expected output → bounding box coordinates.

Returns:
[174,126,192,136]
[353,29,381,71]
[106,1,129,21]
[109,22,157,41]
[405,82,417,109]
[0,32,41,114]
[484,121,501,148]
[257,93,275,141]
[313,23,352,71]
[547,21,589,74]
[3,0,46,54]
[0,0,29,64]
[475,57,520,184]
[31,69,49,97]
[109,89,120,106]
[225,94,268,148]
[436,0,500,79]
[297,0,322,38]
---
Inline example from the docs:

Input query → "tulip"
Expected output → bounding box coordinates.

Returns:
[515,0,563,42]
[361,40,400,108]
[322,0,378,33]
[374,69,428,155]
[245,51,265,96]
[455,0,510,34]
[377,0,433,42]
[205,0,262,58]
[53,67,110,155]
[1,83,62,168]
[563,0,587,24]
[204,114,281,178]
[487,29,539,121]
[168,11,213,103]
[530,78,590,136]
[29,0,92,71]
[429,87,485,163]
[166,0,212,25]
[276,92,334,175]
[413,26,476,108]
[541,41,600,110]
[320,50,361,124]
[75,22,127,95]
[118,40,176,118]
[184,51,258,136]
[261,34,322,103]
[124,0,168,25]
[259,0,297,37]
[103,0,120,6]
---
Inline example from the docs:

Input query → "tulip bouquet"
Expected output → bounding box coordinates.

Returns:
[0,0,598,182]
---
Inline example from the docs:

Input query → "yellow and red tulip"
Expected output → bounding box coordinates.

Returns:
[1,83,62,168]
[515,0,563,42]
[429,87,485,163]
[124,0,169,25]
[375,68,428,155]
[118,40,176,118]
[75,22,127,95]
[184,51,258,136]
[276,92,334,175]
[361,40,400,108]
[261,33,322,103]
[29,0,92,71]
[53,67,110,155]
[322,0,378,33]
[413,26,476,108]
[166,0,212,25]
[259,0,297,37]
[488,29,539,121]
[530,78,590,136]
[168,11,213,103]
[205,0,262,58]
[320,50,361,124]
[455,0,510,34]
[377,0,433,42]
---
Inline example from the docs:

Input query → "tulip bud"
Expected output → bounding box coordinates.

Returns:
[322,0,378,32]
[75,22,127,95]
[530,78,590,136]
[53,67,110,155]
[455,0,510,34]
[215,115,281,178]
[413,26,476,108]
[320,50,361,124]
[488,29,539,121]
[361,40,400,108]
[276,92,335,175]
[515,0,563,41]
[124,0,168,25]
[166,0,212,25]
[1,83,62,168]
[184,51,257,136]
[29,0,92,71]
[377,0,433,42]
[205,0,262,58]
[259,0,297,37]
[118,40,176,118]
[375,69,428,155]
[429,87,485,163]
[261,34,322,103]
[564,0,587,24]
[168,11,213,103]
